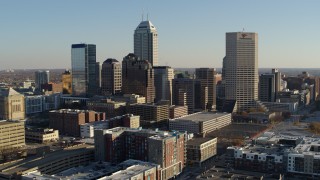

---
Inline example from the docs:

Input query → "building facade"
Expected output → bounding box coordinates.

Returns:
[25,128,59,143]
[122,53,155,103]
[80,114,140,138]
[94,127,186,180]
[71,44,96,97]
[187,137,217,165]
[0,120,25,150]
[49,109,105,137]
[35,70,49,91]
[101,58,122,95]
[259,73,276,102]
[154,66,174,105]
[0,88,25,120]
[62,70,72,94]
[172,78,203,114]
[129,103,169,124]
[169,112,231,135]
[195,68,217,110]
[223,32,259,112]
[134,20,158,66]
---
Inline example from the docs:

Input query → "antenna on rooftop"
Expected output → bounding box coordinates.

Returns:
[142,8,144,21]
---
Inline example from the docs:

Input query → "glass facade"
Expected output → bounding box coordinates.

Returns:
[71,44,96,97]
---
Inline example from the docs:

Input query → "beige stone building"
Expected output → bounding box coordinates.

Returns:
[25,128,59,143]
[187,137,217,165]
[223,32,259,112]
[0,120,25,150]
[0,87,25,120]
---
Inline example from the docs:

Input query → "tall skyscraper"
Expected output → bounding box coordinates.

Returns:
[122,53,155,103]
[35,70,49,91]
[71,44,96,97]
[153,66,174,104]
[259,73,275,102]
[172,78,203,114]
[195,68,217,110]
[95,62,101,93]
[134,20,158,66]
[223,32,259,112]
[101,58,122,95]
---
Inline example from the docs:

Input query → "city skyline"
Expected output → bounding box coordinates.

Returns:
[1,0,320,69]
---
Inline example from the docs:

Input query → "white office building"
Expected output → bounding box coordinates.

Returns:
[223,32,259,112]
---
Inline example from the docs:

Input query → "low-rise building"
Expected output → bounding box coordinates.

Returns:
[287,138,320,177]
[169,105,188,119]
[0,120,25,150]
[25,93,61,115]
[25,128,59,143]
[80,114,140,138]
[247,112,276,124]
[227,144,285,173]
[187,137,217,166]
[169,112,231,135]
[87,99,126,118]
[0,144,94,179]
[129,103,169,125]
[49,109,105,137]
[0,87,25,120]
[261,101,298,113]
[22,160,160,180]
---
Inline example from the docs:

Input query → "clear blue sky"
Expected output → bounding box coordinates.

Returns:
[1,0,319,69]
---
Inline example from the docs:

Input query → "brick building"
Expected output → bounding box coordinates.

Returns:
[49,109,105,137]
[94,127,186,180]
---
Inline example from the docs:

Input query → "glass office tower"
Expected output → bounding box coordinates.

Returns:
[71,44,96,97]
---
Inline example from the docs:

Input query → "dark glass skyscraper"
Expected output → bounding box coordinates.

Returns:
[122,53,155,103]
[71,44,96,97]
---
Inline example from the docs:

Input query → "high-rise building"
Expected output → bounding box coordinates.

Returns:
[71,44,96,97]
[95,62,101,94]
[62,70,72,94]
[134,20,158,66]
[259,74,276,102]
[0,87,25,120]
[122,53,155,103]
[195,68,217,110]
[223,32,259,112]
[272,69,281,92]
[154,66,174,104]
[172,78,203,114]
[35,70,49,91]
[101,58,122,95]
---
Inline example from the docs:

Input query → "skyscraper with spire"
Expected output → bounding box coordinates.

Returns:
[134,19,158,66]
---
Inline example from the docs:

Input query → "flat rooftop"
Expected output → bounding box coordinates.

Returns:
[22,160,158,180]
[102,127,184,140]
[232,144,287,156]
[0,120,24,125]
[171,112,230,122]
[101,164,155,180]
[0,144,94,176]
[187,137,217,146]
